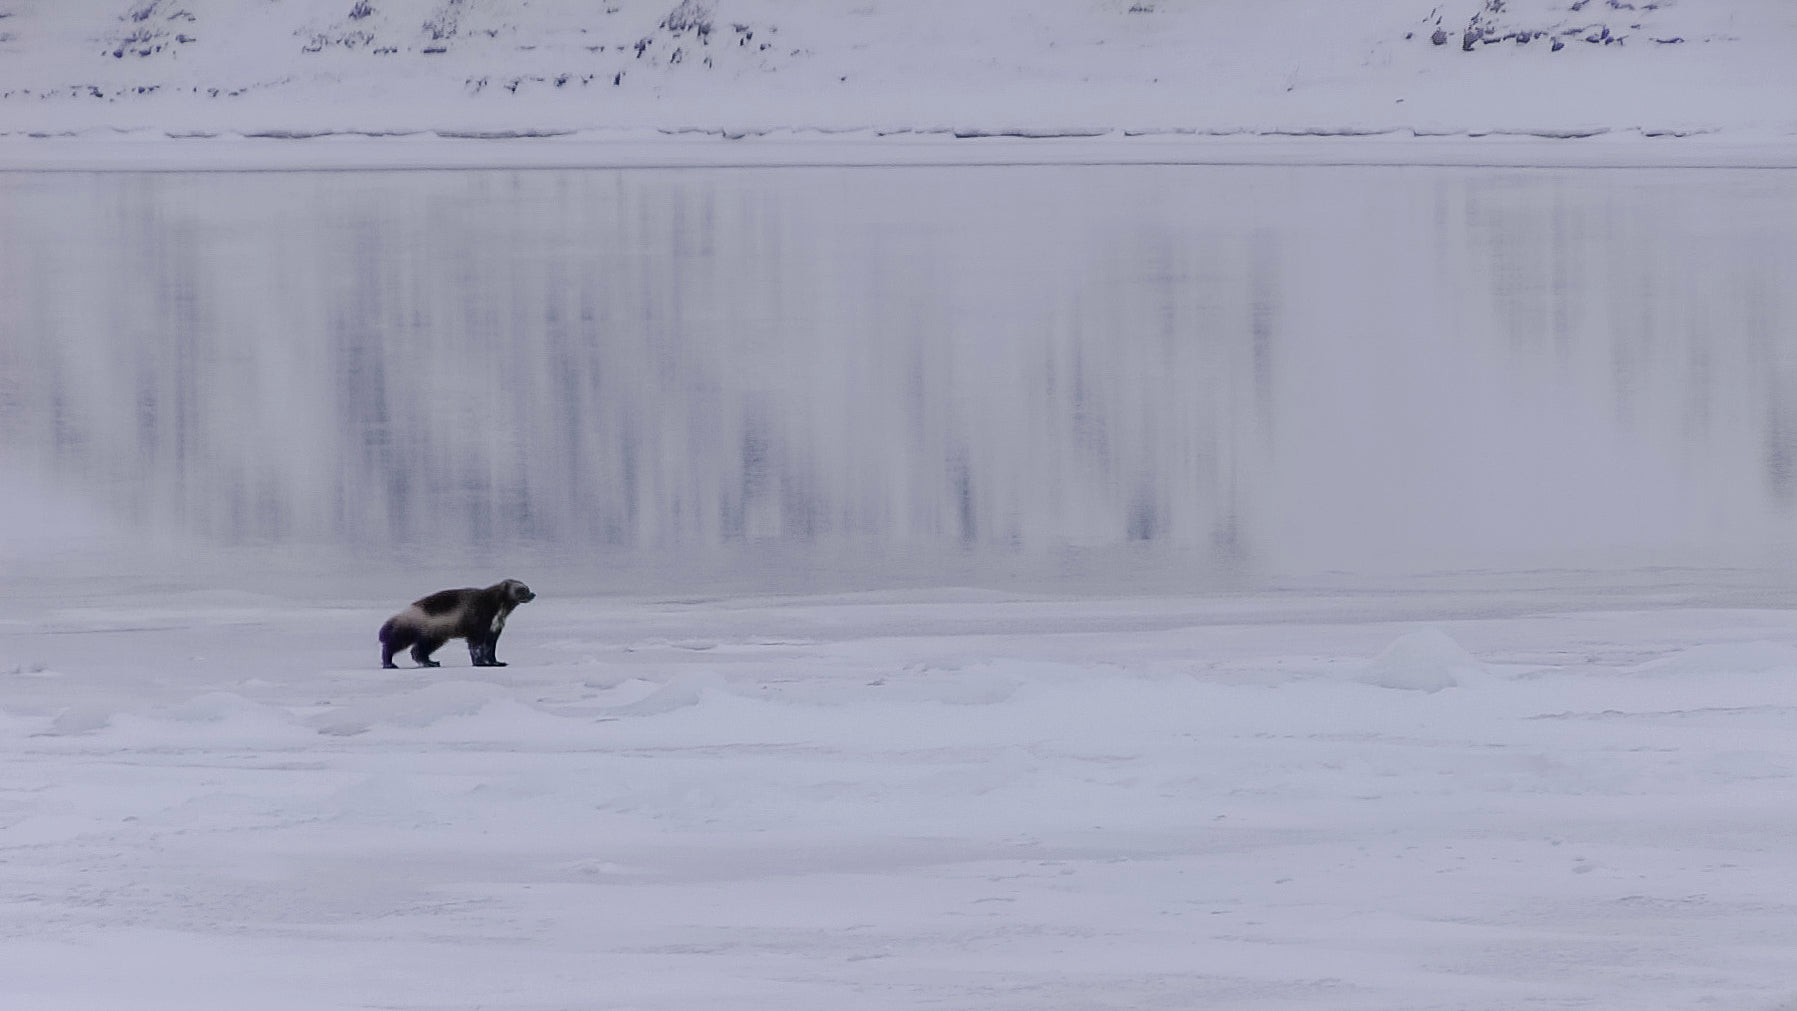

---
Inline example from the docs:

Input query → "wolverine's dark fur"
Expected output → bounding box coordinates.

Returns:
[379,579,536,669]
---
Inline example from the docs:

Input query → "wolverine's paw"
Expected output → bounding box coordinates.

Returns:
[382,661,399,670]
[419,659,441,668]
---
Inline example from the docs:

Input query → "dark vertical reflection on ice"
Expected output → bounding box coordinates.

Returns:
[3,164,1796,590]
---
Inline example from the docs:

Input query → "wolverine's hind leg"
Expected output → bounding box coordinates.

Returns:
[380,621,416,669]
[411,634,447,668]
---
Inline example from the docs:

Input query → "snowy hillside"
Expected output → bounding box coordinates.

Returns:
[1,0,1793,145]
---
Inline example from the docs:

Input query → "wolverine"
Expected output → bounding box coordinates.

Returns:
[379,579,536,669]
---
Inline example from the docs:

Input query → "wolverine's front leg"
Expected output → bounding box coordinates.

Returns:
[469,630,507,667]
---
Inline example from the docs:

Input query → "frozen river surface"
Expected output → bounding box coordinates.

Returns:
[5,162,1797,591]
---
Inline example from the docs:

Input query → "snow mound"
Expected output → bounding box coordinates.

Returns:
[98,692,311,747]
[871,665,1024,706]
[1358,628,1485,692]
[310,680,510,736]
[762,663,1025,707]
[44,703,118,736]
[1635,641,1797,678]
[0,707,33,738]
[159,691,283,724]
[598,671,730,717]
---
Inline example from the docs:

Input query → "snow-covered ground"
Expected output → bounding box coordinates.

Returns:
[6,588,1797,1009]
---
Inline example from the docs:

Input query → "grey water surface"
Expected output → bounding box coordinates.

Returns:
[3,164,1794,594]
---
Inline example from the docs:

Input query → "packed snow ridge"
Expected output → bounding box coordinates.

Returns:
[0,0,1792,145]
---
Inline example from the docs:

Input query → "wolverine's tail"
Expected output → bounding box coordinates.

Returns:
[378,617,397,644]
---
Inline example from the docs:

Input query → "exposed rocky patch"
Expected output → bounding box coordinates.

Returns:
[100,0,199,59]
[298,0,388,53]
[458,0,784,97]
[282,0,788,97]
[1416,0,1701,52]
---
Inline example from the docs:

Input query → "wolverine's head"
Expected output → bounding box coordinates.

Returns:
[500,579,536,604]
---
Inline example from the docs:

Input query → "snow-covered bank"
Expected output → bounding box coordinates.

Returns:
[2,1,1793,154]
[9,129,1797,173]
[5,590,1797,1008]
